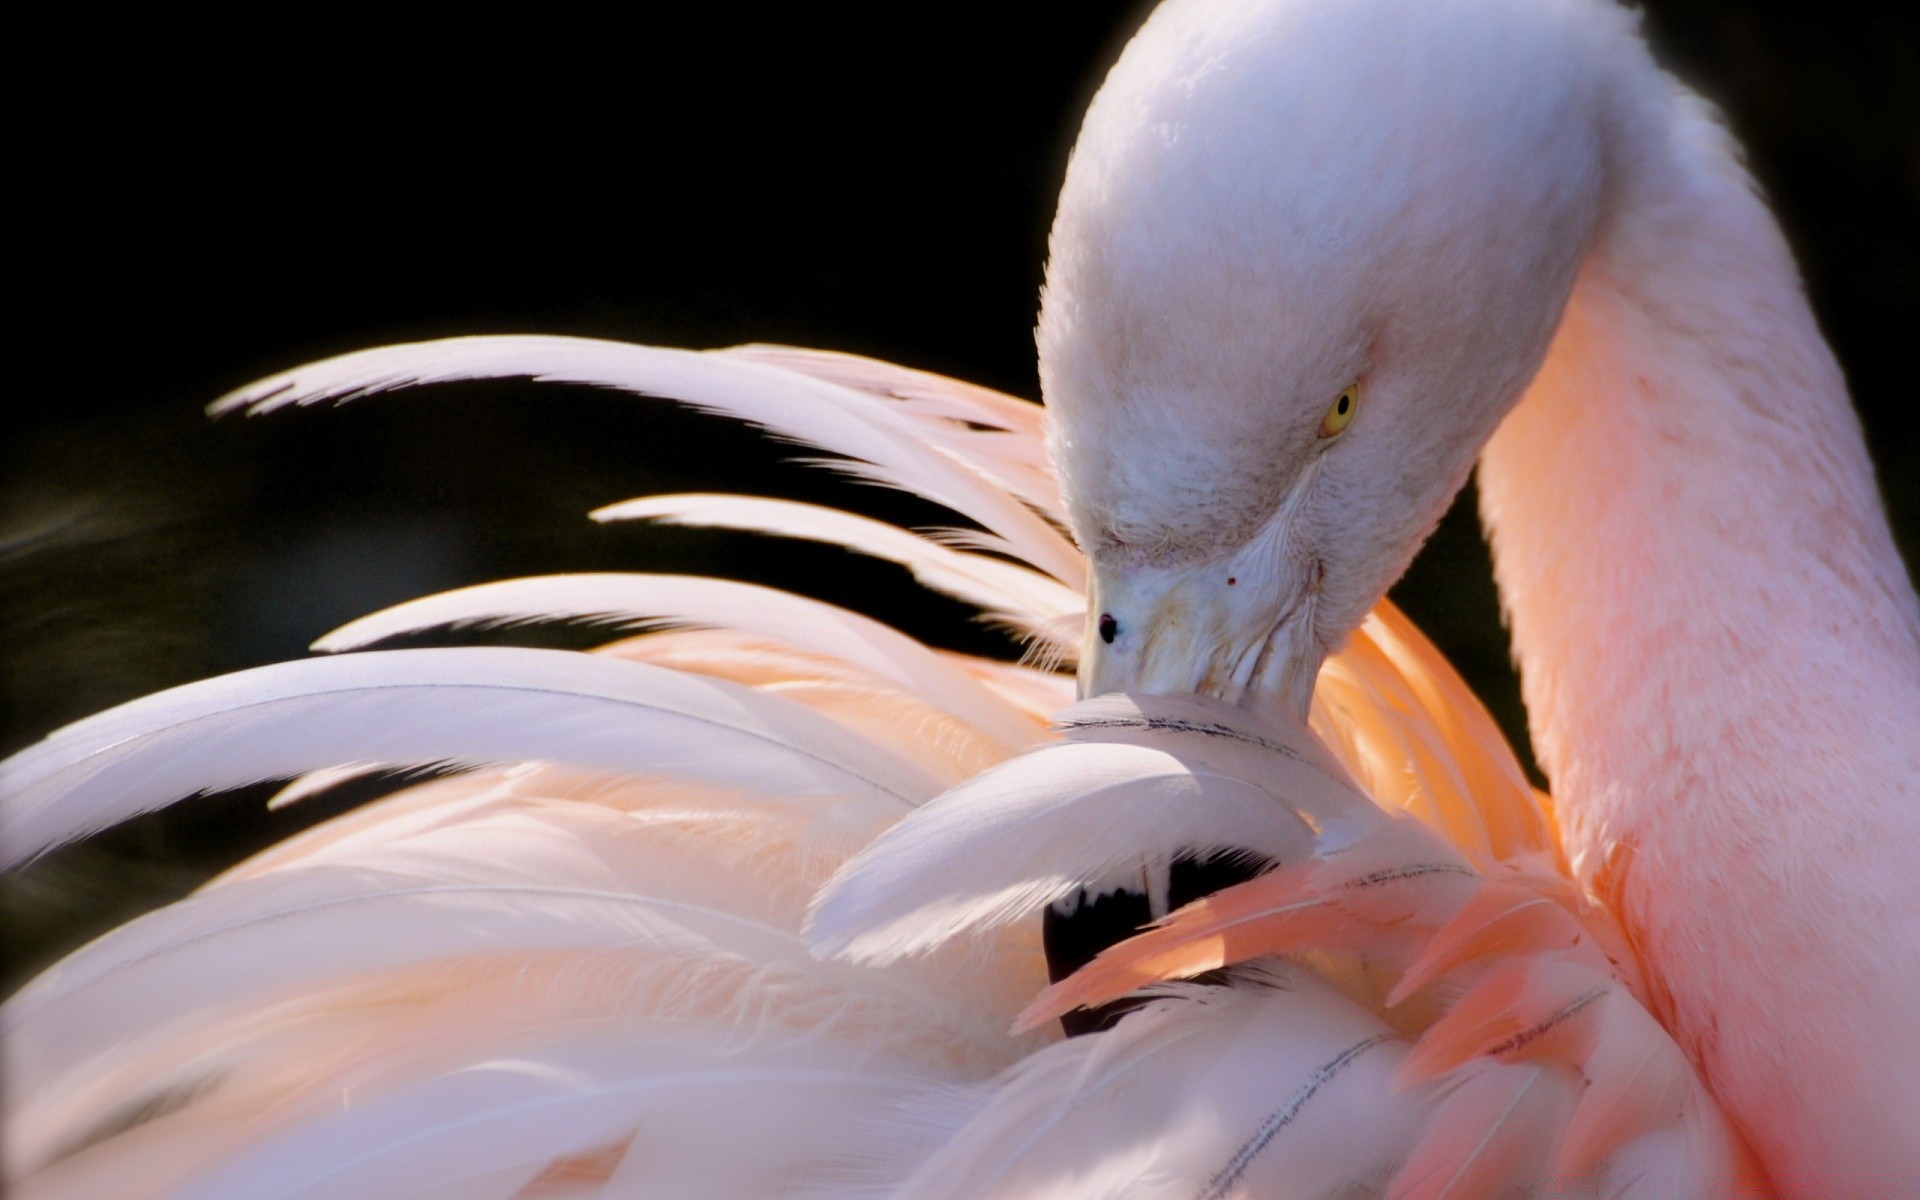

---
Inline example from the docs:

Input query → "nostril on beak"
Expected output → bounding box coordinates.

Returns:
[1098,614,1118,644]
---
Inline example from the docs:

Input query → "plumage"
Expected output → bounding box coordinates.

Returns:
[312,574,1042,751]
[213,336,1085,588]
[8,0,1917,1196]
[881,976,1424,1200]
[0,646,944,872]
[587,494,1081,647]
[2,390,1759,1195]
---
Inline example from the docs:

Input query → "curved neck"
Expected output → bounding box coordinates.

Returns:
[1476,70,1920,1184]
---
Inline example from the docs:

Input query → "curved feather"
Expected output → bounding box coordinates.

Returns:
[590,492,1082,642]
[716,344,1048,442]
[12,950,979,1191]
[891,973,1424,1200]
[6,797,1026,1096]
[944,654,1077,722]
[29,1030,949,1200]
[1386,1063,1570,1200]
[210,335,1085,587]
[1053,693,1366,820]
[0,646,942,870]
[1019,822,1481,1032]
[808,739,1319,965]
[313,573,1041,750]
[7,869,804,1084]
[1388,880,1587,1006]
[219,768,871,906]
[1312,607,1557,870]
[7,776,1044,1191]
[712,344,1062,517]
[595,629,1027,785]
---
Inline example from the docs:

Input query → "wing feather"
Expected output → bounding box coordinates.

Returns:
[596,629,1024,784]
[211,336,1084,587]
[890,973,1424,1200]
[590,493,1081,644]
[34,1032,946,1200]
[0,646,942,870]
[313,574,1040,750]
[712,344,1060,516]
[1386,1063,1570,1200]
[807,739,1318,965]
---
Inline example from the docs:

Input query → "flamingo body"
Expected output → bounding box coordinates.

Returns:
[0,336,1772,1198]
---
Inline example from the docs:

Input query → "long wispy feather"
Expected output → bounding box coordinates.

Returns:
[210,336,1085,587]
[714,344,1061,517]
[313,573,1041,750]
[716,345,1047,441]
[0,646,941,870]
[593,629,1020,786]
[55,1031,951,1200]
[5,791,1027,1098]
[590,493,1082,641]
[7,865,815,1082]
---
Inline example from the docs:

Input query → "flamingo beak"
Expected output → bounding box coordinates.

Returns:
[1078,561,1324,721]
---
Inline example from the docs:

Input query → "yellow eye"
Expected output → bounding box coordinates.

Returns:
[1319,382,1359,438]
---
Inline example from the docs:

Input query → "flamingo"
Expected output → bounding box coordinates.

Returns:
[5,1,1916,1197]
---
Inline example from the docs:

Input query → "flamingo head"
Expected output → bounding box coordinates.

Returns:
[1039,0,1623,715]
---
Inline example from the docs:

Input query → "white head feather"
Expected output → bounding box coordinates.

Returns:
[1038,0,1635,710]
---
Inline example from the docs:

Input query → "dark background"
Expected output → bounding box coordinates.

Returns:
[6,3,1915,990]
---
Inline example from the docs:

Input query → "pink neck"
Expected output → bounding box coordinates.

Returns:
[1476,85,1920,1185]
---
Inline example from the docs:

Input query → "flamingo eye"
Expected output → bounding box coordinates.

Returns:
[1319,382,1359,439]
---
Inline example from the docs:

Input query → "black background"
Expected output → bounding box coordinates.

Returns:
[6,3,1916,988]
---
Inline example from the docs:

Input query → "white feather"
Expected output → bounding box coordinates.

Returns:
[210,335,1085,587]
[14,946,1013,1191]
[1055,693,1373,825]
[6,865,813,1089]
[218,768,885,908]
[716,345,1047,441]
[889,971,1425,1200]
[8,860,1025,1143]
[235,789,829,924]
[73,1031,952,1200]
[714,344,1062,517]
[9,792,1025,1181]
[592,630,1019,787]
[940,654,1077,722]
[0,646,942,871]
[807,738,1318,965]
[590,492,1082,639]
[809,693,1388,964]
[263,763,390,810]
[313,574,1041,750]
